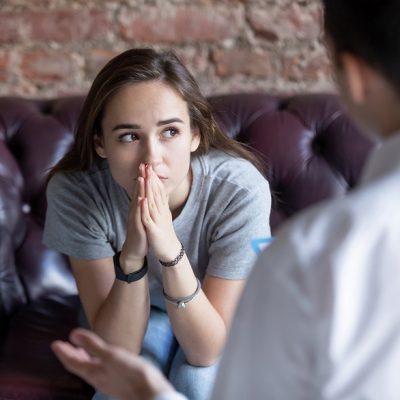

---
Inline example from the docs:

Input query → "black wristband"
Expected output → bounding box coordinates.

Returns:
[113,252,148,283]
[159,242,185,267]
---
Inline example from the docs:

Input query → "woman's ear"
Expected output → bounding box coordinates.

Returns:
[190,128,201,152]
[339,52,370,104]
[94,135,107,158]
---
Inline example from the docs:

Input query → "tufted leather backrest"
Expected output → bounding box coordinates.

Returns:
[0,97,83,318]
[0,93,376,318]
[209,94,376,228]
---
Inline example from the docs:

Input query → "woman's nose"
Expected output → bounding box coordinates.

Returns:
[142,139,161,164]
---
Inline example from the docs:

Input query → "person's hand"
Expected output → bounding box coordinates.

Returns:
[142,164,181,261]
[120,163,148,270]
[51,328,175,400]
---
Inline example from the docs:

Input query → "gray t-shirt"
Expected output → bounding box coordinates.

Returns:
[44,150,271,309]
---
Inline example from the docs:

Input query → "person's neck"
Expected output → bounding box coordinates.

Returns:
[374,93,400,139]
[380,124,400,139]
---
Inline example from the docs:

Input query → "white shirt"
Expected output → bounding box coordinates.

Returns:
[211,133,400,400]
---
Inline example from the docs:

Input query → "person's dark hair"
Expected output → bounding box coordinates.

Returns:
[323,0,400,93]
[49,48,262,178]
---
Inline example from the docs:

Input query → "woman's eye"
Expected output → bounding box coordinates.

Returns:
[162,128,179,138]
[119,133,138,143]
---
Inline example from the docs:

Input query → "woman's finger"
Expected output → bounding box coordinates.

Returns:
[128,178,140,215]
[148,167,161,208]
[132,177,145,229]
[141,197,153,227]
[151,166,168,205]
[153,172,167,207]
[139,165,146,197]
[128,163,145,216]
[137,177,145,205]
[146,165,159,219]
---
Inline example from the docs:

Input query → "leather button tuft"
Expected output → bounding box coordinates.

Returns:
[22,204,31,214]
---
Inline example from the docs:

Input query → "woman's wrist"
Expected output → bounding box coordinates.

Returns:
[119,251,146,274]
[158,240,184,267]
[159,242,185,268]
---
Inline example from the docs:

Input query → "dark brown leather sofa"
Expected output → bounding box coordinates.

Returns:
[0,93,376,399]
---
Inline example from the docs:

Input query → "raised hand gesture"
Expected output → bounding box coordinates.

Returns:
[120,163,148,270]
[141,164,181,262]
[51,328,176,400]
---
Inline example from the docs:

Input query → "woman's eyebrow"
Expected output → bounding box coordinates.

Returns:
[111,118,184,131]
[157,118,184,126]
[112,123,141,131]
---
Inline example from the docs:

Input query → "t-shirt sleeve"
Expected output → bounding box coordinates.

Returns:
[43,173,115,260]
[206,176,272,280]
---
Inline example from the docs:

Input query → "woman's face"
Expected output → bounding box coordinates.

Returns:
[96,80,200,204]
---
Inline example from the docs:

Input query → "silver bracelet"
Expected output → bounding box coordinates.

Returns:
[163,278,201,309]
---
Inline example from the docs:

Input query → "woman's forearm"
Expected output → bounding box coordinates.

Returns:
[92,271,150,353]
[162,257,228,366]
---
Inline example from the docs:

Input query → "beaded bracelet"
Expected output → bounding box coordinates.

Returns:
[163,278,201,309]
[159,242,185,267]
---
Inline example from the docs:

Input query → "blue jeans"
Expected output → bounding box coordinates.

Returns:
[93,307,219,400]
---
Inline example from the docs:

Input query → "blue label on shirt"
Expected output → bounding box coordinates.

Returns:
[251,237,273,255]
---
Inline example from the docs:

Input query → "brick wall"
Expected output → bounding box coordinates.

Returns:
[0,0,335,98]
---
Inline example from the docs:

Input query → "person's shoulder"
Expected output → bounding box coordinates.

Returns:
[200,148,258,170]
[249,173,400,326]
[47,160,112,196]
[47,169,81,192]
[198,149,268,191]
[278,193,361,250]
[248,195,357,310]
[258,178,394,273]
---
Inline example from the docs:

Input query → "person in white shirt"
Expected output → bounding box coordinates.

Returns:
[51,0,400,399]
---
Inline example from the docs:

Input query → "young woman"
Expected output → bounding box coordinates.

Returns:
[44,48,271,400]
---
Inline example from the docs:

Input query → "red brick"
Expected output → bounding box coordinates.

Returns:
[248,3,322,42]
[0,9,110,44]
[0,13,23,43]
[119,6,242,44]
[0,1,333,98]
[212,48,275,77]
[85,48,120,80]
[25,9,110,42]
[174,48,209,74]
[20,50,76,82]
[283,50,332,82]
[0,52,10,81]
